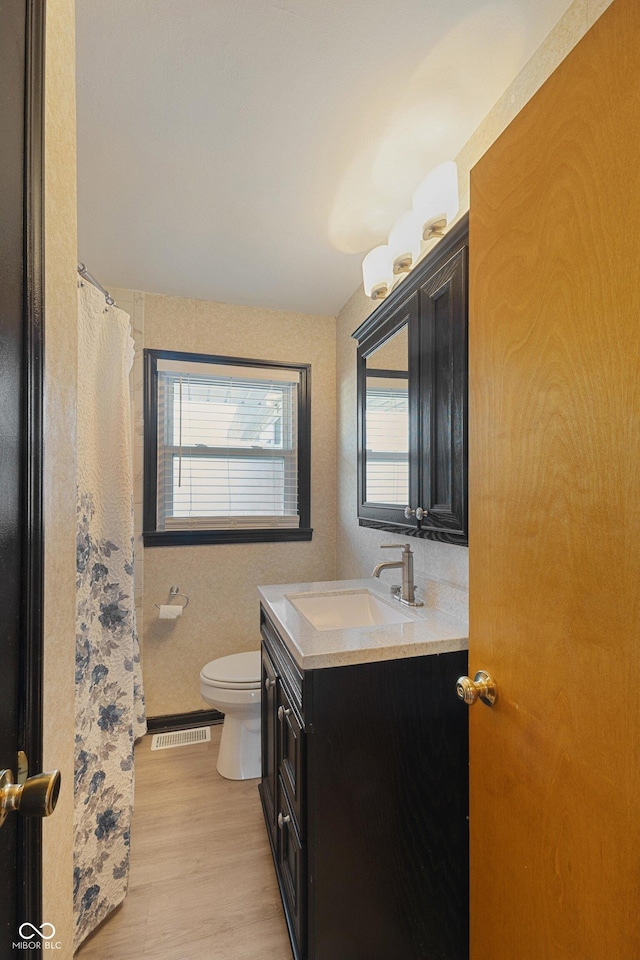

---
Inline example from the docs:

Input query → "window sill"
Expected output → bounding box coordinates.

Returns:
[143,527,314,547]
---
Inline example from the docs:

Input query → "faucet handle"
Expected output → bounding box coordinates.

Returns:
[381,543,412,552]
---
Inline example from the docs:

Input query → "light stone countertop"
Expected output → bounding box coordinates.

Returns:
[258,577,468,671]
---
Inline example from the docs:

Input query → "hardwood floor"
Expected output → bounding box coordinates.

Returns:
[76,726,292,960]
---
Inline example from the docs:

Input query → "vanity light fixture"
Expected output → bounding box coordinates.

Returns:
[412,160,459,242]
[362,243,394,300]
[361,160,459,300]
[388,210,422,275]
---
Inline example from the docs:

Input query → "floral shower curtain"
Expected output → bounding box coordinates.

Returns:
[74,282,147,948]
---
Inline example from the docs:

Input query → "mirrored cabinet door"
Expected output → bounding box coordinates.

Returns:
[357,293,419,529]
[365,325,409,506]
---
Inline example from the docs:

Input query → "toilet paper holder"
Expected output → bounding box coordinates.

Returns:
[155,586,190,610]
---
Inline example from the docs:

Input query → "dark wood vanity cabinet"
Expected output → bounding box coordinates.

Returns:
[260,610,306,954]
[259,606,469,960]
[353,214,468,545]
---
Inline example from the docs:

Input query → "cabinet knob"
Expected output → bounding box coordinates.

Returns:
[404,506,427,521]
[264,677,276,691]
[277,812,291,829]
[277,705,291,722]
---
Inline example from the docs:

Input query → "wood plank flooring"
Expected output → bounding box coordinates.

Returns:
[76,726,292,960]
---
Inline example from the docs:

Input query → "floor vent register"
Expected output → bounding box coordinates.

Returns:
[151,726,211,750]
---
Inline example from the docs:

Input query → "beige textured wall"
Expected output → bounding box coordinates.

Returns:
[43,0,77,954]
[139,294,337,716]
[335,0,614,611]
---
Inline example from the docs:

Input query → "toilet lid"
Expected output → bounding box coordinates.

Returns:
[201,650,261,685]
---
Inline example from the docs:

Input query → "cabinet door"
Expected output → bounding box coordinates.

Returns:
[277,777,305,959]
[418,244,468,540]
[353,214,468,542]
[261,644,279,847]
[277,683,304,828]
[356,293,417,528]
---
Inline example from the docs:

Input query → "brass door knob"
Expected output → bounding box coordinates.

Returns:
[0,768,61,828]
[456,671,497,707]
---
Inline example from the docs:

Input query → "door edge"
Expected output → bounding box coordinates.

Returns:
[18,0,46,932]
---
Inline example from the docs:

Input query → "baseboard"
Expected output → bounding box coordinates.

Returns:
[145,709,224,735]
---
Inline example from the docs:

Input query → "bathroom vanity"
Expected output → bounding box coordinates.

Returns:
[258,578,469,960]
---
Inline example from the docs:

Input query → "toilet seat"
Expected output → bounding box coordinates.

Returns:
[201,651,261,689]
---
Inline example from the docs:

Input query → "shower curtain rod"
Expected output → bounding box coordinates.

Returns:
[77,262,116,306]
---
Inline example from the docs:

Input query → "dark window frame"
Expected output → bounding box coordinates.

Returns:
[143,349,312,546]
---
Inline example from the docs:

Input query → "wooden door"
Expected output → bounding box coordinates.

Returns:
[0,0,45,951]
[468,1,640,957]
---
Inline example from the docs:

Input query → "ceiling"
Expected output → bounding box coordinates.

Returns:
[75,0,573,316]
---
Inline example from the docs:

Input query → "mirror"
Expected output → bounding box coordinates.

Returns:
[364,324,409,506]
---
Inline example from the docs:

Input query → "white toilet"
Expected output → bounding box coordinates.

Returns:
[199,651,262,780]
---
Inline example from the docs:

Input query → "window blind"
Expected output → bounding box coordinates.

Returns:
[156,358,301,530]
[365,379,409,505]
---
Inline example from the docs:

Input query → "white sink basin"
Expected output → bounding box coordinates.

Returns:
[287,590,411,631]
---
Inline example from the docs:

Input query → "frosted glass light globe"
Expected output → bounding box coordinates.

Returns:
[388,210,422,274]
[412,161,459,240]
[362,244,394,300]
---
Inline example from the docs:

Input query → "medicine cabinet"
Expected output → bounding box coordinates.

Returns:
[353,213,468,545]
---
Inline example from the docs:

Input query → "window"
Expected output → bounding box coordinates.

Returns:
[365,374,409,505]
[144,350,312,545]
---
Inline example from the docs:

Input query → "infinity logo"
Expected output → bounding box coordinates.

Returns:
[18,922,56,940]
